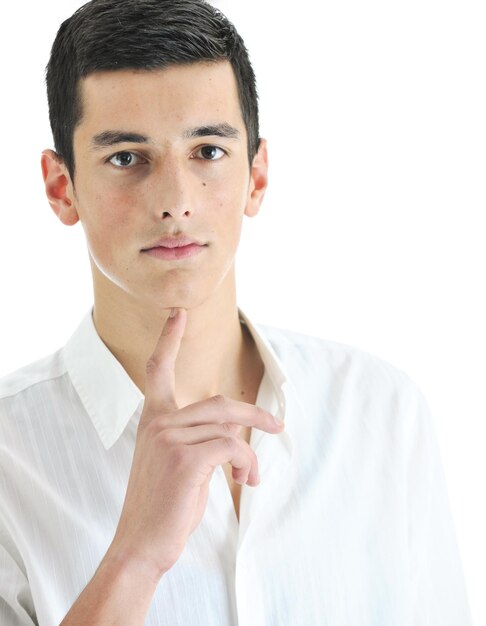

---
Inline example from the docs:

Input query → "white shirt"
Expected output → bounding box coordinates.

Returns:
[0,307,471,626]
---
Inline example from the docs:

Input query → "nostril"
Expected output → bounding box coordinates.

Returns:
[160,209,192,218]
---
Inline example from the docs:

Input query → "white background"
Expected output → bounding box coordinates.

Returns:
[0,1,484,623]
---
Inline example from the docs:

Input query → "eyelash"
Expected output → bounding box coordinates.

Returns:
[106,152,147,168]
[191,145,227,161]
[106,145,227,168]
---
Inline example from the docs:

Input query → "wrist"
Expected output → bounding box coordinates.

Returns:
[102,542,167,590]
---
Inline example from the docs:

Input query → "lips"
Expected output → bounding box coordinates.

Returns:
[141,234,208,261]
[142,234,206,251]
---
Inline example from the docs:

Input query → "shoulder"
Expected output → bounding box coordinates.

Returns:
[256,322,426,410]
[0,350,71,456]
[0,349,66,402]
[257,321,412,379]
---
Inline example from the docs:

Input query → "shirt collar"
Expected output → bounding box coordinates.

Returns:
[63,307,289,450]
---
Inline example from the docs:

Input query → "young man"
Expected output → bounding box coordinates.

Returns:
[0,1,471,624]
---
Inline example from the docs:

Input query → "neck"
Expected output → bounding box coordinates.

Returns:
[90,265,263,407]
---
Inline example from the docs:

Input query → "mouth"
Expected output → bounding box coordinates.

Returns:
[141,236,208,261]
[142,244,206,261]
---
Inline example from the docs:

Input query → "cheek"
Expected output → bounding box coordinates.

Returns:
[211,167,249,219]
[77,185,137,254]
[210,188,246,245]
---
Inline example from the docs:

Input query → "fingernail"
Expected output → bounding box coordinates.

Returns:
[169,308,177,318]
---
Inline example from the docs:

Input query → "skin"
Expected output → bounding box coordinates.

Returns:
[41,60,285,624]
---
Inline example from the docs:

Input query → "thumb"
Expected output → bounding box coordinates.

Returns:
[142,308,187,418]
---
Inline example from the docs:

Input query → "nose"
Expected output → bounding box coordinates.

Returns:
[152,155,194,221]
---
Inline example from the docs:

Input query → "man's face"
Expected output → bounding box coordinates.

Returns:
[67,61,266,311]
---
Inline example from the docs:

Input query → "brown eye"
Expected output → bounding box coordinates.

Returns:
[196,146,226,161]
[108,151,144,168]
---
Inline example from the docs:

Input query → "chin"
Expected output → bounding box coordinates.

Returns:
[148,282,214,312]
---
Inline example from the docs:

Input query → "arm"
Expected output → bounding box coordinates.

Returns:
[0,533,36,626]
[58,550,159,626]
[406,385,472,625]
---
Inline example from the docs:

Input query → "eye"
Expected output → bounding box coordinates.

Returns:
[193,145,226,161]
[108,151,146,168]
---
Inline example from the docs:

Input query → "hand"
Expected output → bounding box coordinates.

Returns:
[108,308,284,583]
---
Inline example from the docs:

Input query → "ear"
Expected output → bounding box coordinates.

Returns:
[41,149,79,226]
[244,138,269,218]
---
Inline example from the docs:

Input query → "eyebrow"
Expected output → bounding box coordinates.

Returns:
[182,123,240,140]
[90,123,240,150]
[90,131,150,150]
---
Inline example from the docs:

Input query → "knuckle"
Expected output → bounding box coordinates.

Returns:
[222,436,236,452]
[142,414,164,435]
[210,394,227,408]
[145,356,160,375]
[168,445,190,468]
[221,421,236,435]
[156,426,176,445]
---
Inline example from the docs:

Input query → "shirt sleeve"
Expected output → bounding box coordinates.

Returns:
[405,383,472,625]
[0,523,37,626]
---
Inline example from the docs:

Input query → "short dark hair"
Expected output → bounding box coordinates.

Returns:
[45,0,260,183]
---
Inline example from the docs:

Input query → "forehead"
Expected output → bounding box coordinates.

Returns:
[75,61,245,142]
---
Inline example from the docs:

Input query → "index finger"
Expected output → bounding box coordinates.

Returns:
[142,307,187,418]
